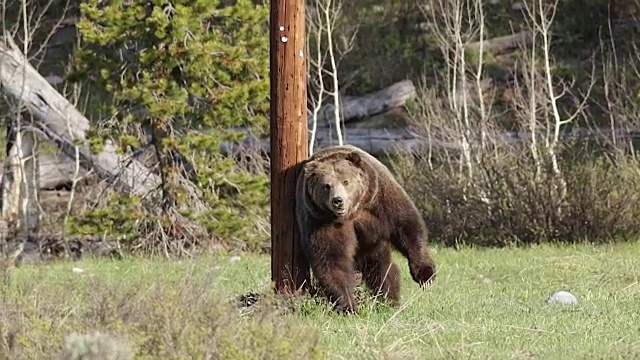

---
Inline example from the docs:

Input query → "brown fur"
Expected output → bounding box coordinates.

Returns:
[295,145,436,313]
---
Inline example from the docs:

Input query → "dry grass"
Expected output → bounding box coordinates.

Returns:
[1,242,640,359]
[391,141,640,247]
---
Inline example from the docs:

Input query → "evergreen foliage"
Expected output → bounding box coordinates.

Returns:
[67,0,272,250]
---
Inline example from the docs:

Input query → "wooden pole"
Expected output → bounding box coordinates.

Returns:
[270,0,310,294]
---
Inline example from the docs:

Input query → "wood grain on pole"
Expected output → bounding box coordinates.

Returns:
[270,0,310,294]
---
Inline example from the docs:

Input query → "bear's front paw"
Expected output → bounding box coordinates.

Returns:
[410,261,436,287]
[335,298,358,314]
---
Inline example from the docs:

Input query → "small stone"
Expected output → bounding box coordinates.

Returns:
[474,274,493,284]
[229,256,241,263]
[72,267,84,273]
[546,290,578,305]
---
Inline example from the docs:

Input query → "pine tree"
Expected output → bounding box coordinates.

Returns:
[69,0,271,250]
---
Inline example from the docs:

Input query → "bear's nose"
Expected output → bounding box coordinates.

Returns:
[332,196,343,208]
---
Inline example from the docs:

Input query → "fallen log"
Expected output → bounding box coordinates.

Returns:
[454,77,495,105]
[0,35,159,197]
[6,124,640,192]
[309,77,501,130]
[310,80,417,126]
[466,31,533,55]
[220,126,640,158]
[0,230,124,265]
[221,127,464,157]
[0,153,88,190]
[345,107,413,129]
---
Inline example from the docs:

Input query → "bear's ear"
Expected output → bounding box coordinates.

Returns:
[346,152,362,166]
[305,161,318,173]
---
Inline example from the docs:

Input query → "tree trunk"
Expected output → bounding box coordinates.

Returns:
[1,118,40,232]
[150,120,178,210]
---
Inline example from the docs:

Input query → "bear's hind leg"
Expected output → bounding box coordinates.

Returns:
[359,246,401,307]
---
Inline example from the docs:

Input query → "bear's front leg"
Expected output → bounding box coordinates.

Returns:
[309,227,359,313]
[392,217,436,287]
[315,263,358,313]
[408,255,436,287]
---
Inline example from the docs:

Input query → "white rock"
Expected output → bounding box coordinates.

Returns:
[546,290,578,305]
[475,274,493,284]
[229,256,241,263]
[72,267,84,273]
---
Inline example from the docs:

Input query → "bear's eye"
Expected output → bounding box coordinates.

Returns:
[343,180,349,186]
[323,184,331,191]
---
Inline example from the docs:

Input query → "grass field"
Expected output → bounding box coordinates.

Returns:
[1,242,640,359]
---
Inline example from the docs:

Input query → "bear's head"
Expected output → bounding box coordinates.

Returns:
[305,152,368,218]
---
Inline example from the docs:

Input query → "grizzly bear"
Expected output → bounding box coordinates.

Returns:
[295,144,436,313]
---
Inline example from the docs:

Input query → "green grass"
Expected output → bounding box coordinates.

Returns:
[2,242,640,359]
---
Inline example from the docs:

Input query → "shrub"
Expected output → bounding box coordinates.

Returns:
[392,137,640,247]
[388,0,640,247]
[60,332,134,360]
[0,262,326,359]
